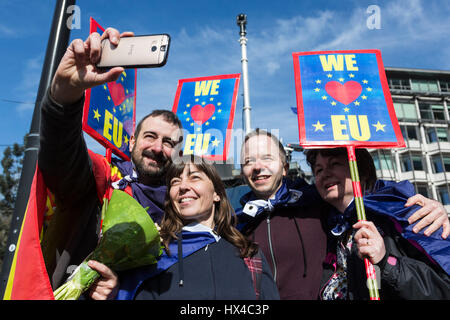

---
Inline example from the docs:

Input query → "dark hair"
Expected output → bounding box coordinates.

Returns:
[305,148,377,194]
[160,155,258,258]
[241,128,287,167]
[134,109,183,138]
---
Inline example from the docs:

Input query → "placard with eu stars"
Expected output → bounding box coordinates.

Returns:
[172,74,240,161]
[82,17,137,161]
[292,49,405,149]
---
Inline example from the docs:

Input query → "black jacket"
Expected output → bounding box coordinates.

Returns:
[321,211,450,300]
[134,238,280,300]
[38,91,102,289]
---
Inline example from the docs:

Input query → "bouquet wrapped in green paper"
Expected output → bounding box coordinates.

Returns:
[53,189,162,300]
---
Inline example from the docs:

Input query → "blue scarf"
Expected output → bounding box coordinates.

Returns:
[327,204,355,237]
[111,157,166,224]
[116,228,218,300]
[235,178,307,231]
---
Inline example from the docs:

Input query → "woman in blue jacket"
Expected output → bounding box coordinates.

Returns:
[115,155,279,300]
[305,147,450,300]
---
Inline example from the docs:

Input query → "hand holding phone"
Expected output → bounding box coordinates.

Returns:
[96,34,170,69]
[51,28,127,105]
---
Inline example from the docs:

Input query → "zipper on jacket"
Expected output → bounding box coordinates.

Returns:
[267,213,277,282]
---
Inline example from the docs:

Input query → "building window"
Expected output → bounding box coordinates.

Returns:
[431,155,450,173]
[372,152,395,171]
[432,104,445,120]
[419,103,445,121]
[372,154,380,171]
[436,127,449,141]
[432,155,443,173]
[411,79,439,92]
[412,156,424,171]
[415,184,429,198]
[426,127,449,143]
[401,154,424,172]
[437,186,450,205]
[401,125,419,141]
[445,158,450,171]
[389,78,411,90]
[419,103,433,120]
[394,102,418,120]
[439,80,450,92]
[401,156,412,172]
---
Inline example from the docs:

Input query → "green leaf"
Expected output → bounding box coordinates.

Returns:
[53,189,162,299]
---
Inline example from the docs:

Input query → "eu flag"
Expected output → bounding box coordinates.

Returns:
[172,74,240,161]
[293,50,404,149]
[82,18,137,161]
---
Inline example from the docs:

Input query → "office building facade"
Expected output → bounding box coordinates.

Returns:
[370,67,450,214]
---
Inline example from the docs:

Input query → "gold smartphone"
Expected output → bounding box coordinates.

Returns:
[97,34,170,69]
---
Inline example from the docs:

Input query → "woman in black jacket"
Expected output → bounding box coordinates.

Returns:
[306,148,450,300]
[115,155,280,300]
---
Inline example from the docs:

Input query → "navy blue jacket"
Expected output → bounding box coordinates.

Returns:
[119,237,280,300]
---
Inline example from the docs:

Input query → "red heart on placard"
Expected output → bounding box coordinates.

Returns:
[191,104,216,125]
[107,81,126,106]
[325,81,362,105]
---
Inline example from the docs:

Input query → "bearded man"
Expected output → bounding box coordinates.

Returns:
[38,28,182,292]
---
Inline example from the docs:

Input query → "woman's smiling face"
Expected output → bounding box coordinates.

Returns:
[313,153,354,213]
[169,163,219,228]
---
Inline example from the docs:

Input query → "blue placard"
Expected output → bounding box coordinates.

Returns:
[292,50,404,148]
[172,74,240,161]
[82,18,137,160]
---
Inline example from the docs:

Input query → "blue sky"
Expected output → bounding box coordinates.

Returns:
[0,0,449,171]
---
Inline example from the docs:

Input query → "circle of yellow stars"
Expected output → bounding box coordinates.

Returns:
[184,97,222,147]
[312,74,386,134]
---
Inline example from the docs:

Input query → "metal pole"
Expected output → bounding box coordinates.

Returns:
[0,0,75,297]
[346,146,380,300]
[237,14,252,135]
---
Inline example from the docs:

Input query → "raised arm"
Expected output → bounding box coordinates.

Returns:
[38,28,134,287]
[39,28,133,204]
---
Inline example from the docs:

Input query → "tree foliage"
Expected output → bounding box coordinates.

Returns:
[0,141,24,271]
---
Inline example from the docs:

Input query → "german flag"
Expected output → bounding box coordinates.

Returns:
[2,167,54,300]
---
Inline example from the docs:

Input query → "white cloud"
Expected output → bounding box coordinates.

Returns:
[231,0,450,145]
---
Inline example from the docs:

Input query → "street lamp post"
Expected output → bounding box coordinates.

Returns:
[237,13,252,135]
[0,0,75,298]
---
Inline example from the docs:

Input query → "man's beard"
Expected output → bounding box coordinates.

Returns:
[131,148,171,184]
